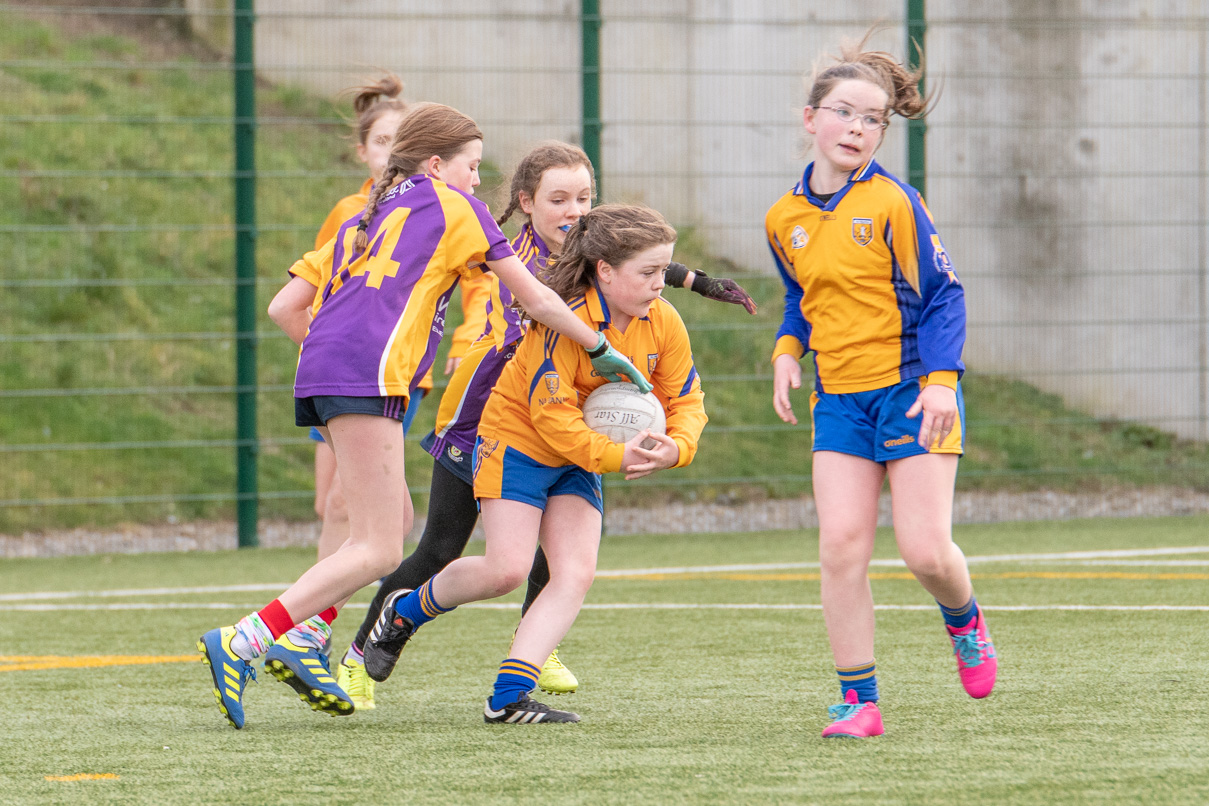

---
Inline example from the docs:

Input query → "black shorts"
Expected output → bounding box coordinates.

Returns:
[295,395,408,428]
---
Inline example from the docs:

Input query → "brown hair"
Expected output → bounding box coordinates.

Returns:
[495,141,596,227]
[344,72,408,145]
[538,204,676,302]
[354,102,483,253]
[806,30,932,121]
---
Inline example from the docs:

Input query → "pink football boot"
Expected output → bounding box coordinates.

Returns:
[947,605,997,699]
[821,690,885,739]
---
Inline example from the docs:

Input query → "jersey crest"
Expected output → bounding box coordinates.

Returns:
[543,371,560,397]
[852,218,874,246]
[647,353,659,374]
[791,225,809,249]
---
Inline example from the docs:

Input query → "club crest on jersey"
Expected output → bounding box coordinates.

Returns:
[476,438,499,465]
[852,218,874,246]
[543,372,560,397]
[931,234,955,277]
[790,225,809,249]
[647,353,659,374]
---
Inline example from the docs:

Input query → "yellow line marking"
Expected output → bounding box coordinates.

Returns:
[45,773,120,782]
[603,571,1209,582]
[0,654,196,673]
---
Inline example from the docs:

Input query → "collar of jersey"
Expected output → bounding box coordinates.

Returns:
[793,159,880,209]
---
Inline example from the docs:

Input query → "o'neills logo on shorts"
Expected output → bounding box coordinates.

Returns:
[883,434,915,448]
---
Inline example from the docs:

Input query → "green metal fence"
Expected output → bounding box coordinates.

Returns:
[2,1,1208,545]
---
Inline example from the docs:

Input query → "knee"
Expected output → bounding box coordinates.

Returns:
[369,543,405,578]
[557,562,596,597]
[483,561,529,598]
[901,543,951,581]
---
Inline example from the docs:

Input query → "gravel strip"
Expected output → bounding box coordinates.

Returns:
[5,487,1209,559]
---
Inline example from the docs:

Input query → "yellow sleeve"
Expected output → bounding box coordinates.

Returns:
[651,306,708,468]
[449,273,494,359]
[771,335,807,363]
[922,370,959,390]
[525,328,626,474]
[288,238,335,295]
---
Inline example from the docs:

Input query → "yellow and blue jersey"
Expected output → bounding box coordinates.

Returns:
[293,174,513,400]
[766,158,965,394]
[477,283,707,475]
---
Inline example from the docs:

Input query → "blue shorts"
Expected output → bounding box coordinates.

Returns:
[295,395,408,428]
[420,429,475,486]
[308,426,325,443]
[473,440,603,514]
[810,378,965,463]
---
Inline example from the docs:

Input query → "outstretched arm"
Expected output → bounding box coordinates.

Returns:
[664,261,757,314]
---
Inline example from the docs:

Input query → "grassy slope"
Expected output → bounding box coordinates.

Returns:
[3,13,1208,533]
[1,519,1207,804]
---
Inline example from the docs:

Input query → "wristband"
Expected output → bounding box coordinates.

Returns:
[663,261,690,288]
[586,331,609,359]
[690,269,712,295]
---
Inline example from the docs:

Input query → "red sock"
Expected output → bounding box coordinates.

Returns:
[258,599,295,639]
[319,606,339,626]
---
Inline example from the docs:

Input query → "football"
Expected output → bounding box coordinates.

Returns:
[581,382,666,449]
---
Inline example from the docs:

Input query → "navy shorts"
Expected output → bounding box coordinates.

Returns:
[810,377,964,463]
[420,429,475,486]
[295,395,408,428]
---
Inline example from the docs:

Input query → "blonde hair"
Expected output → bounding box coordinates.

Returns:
[354,103,483,253]
[539,204,676,302]
[806,30,932,121]
[345,72,408,145]
[496,141,596,227]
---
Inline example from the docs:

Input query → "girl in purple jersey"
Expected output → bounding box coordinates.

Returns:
[196,104,650,730]
[336,142,757,709]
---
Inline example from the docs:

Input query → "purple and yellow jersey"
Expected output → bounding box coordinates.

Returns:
[766,158,966,394]
[425,223,548,458]
[448,273,493,361]
[482,222,548,350]
[476,283,707,475]
[293,174,513,400]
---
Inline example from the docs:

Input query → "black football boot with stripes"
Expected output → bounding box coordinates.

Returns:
[484,693,580,724]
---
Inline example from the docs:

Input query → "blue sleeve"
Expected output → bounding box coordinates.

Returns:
[769,234,811,352]
[910,194,966,378]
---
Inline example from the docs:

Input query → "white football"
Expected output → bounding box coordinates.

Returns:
[581,382,666,449]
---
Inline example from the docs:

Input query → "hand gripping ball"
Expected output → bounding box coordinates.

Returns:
[581,382,666,449]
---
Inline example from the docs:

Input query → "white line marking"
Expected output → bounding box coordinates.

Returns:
[8,603,1209,612]
[4,546,1209,602]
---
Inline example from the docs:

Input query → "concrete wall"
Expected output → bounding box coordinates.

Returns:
[205,0,1209,439]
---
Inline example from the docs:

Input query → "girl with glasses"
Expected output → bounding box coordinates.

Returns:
[766,34,997,739]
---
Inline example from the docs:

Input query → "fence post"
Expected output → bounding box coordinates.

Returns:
[906,0,926,199]
[582,0,602,198]
[234,0,259,547]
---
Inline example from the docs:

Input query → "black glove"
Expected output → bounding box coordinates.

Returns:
[663,261,691,289]
[690,269,758,315]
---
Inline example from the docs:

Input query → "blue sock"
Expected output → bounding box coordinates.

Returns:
[939,595,977,631]
[837,660,878,703]
[488,658,541,711]
[393,578,455,629]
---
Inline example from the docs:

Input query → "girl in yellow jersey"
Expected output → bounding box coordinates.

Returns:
[197,104,649,730]
[337,143,754,709]
[767,36,996,739]
[362,204,707,724]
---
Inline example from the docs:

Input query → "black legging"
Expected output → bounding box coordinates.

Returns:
[351,459,551,652]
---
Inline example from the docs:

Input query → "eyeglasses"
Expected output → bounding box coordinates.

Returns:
[814,105,889,131]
